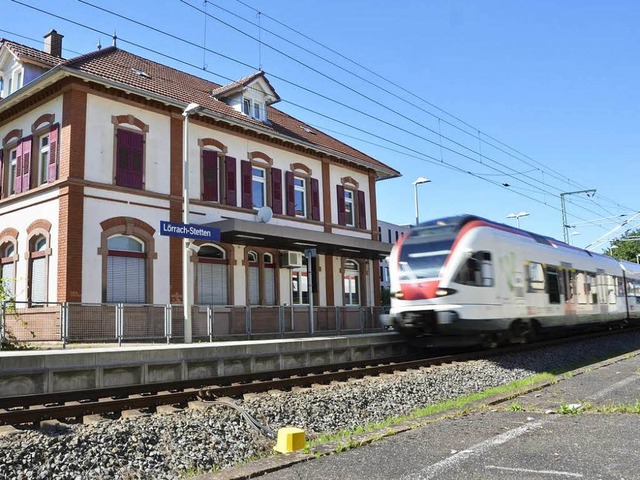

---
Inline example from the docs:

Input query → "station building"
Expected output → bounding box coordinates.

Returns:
[0,30,400,336]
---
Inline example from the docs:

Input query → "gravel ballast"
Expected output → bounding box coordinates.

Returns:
[1,332,639,480]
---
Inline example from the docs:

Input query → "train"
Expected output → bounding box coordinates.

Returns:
[381,214,640,347]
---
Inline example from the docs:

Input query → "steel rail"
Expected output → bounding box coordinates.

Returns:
[1,326,636,427]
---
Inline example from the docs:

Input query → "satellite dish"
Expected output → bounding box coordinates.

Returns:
[256,206,273,223]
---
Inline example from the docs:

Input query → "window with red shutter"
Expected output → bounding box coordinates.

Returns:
[47,123,59,183]
[241,160,253,209]
[115,129,144,189]
[224,156,237,206]
[14,141,23,194]
[271,167,282,214]
[21,136,32,192]
[310,178,320,221]
[285,171,295,216]
[336,185,346,226]
[202,150,219,201]
[357,190,367,230]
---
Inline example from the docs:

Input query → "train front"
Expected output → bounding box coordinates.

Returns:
[381,216,471,342]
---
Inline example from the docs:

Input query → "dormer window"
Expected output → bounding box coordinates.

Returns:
[212,72,280,123]
[242,97,264,121]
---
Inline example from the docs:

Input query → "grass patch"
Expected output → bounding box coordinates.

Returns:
[557,403,583,414]
[582,400,640,414]
[307,372,555,449]
[507,400,524,411]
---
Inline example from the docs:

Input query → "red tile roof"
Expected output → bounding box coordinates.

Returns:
[0,39,64,68]
[2,40,399,179]
[211,71,280,103]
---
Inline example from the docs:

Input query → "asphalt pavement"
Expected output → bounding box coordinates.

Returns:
[207,349,640,480]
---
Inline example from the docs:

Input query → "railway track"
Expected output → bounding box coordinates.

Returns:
[1,326,635,427]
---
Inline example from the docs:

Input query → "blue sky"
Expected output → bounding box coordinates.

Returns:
[4,0,640,250]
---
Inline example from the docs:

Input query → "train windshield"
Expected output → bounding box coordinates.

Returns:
[398,239,453,280]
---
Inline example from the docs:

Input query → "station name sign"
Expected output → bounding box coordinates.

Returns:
[159,221,220,241]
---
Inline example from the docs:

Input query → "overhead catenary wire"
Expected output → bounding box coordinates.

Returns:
[6,0,635,239]
[230,0,635,217]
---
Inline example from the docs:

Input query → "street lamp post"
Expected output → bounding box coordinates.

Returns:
[413,177,431,226]
[182,102,202,343]
[506,211,529,228]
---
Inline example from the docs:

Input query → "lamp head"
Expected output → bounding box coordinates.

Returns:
[413,176,431,186]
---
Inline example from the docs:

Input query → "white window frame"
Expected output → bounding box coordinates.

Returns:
[8,148,17,196]
[343,260,360,306]
[344,189,355,227]
[243,98,251,116]
[294,176,306,218]
[253,101,262,120]
[252,166,266,209]
[106,235,146,304]
[38,132,50,186]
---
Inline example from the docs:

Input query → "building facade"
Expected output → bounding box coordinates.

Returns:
[0,31,400,323]
[377,220,410,302]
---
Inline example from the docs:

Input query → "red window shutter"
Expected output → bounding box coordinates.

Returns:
[14,141,23,194]
[202,150,218,201]
[224,156,237,206]
[336,185,346,226]
[357,190,367,230]
[241,160,252,209]
[0,149,3,198]
[271,167,282,214]
[21,135,33,192]
[47,123,59,182]
[285,171,295,216]
[311,178,320,221]
[116,129,143,189]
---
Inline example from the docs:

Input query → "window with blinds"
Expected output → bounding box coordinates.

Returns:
[106,235,146,304]
[197,262,228,305]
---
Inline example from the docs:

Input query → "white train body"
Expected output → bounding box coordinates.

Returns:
[384,215,640,343]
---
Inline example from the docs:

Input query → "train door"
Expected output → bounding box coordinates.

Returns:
[596,269,608,315]
[546,265,561,305]
[561,264,577,317]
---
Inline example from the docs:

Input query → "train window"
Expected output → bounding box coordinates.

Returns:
[546,266,561,304]
[527,262,545,292]
[399,239,453,280]
[454,251,493,287]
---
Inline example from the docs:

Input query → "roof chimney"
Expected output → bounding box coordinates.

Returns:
[43,29,63,58]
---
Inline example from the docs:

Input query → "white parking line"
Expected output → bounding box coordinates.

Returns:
[485,465,583,477]
[587,375,640,401]
[402,421,544,480]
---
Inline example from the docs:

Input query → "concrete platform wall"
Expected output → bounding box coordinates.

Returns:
[0,333,407,397]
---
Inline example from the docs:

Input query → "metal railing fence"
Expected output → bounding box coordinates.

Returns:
[0,301,389,348]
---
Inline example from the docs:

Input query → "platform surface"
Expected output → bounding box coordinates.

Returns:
[219,349,640,480]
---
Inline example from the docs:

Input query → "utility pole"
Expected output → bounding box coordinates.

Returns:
[561,189,596,243]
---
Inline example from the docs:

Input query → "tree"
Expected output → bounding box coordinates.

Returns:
[607,228,640,263]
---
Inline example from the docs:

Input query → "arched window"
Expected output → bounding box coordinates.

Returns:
[264,253,275,306]
[291,255,309,305]
[29,236,48,304]
[106,235,146,303]
[343,260,360,306]
[247,250,259,305]
[246,250,278,306]
[1,242,16,300]
[196,245,228,305]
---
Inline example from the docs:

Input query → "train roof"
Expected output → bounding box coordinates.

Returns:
[413,214,591,255]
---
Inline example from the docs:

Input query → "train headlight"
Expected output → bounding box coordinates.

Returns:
[394,291,404,299]
[435,288,457,297]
